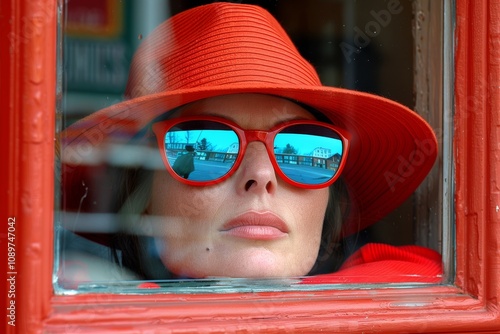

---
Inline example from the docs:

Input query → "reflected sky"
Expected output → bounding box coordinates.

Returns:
[166,129,343,157]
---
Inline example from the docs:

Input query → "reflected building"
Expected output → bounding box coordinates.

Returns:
[312,147,331,159]
[166,142,340,173]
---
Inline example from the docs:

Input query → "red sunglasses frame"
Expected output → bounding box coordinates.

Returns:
[152,116,351,189]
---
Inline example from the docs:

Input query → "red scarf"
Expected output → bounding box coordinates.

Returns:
[302,243,443,284]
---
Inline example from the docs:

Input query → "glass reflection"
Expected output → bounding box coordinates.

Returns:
[165,127,239,181]
[274,130,343,185]
[164,123,344,185]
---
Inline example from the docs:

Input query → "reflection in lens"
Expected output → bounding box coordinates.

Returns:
[164,121,239,182]
[274,125,343,185]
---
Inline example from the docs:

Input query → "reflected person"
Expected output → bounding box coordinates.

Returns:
[172,145,195,179]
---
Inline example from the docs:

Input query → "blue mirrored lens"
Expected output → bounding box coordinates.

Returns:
[164,121,239,181]
[164,121,343,186]
[274,124,343,185]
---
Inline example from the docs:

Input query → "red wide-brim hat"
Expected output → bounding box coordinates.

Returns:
[61,2,438,236]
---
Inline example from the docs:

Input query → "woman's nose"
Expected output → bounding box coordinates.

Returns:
[235,142,278,195]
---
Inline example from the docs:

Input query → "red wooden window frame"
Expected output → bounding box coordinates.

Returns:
[1,0,499,333]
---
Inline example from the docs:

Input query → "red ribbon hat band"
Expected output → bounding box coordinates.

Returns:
[62,2,438,236]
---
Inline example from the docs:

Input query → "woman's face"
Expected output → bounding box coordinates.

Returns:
[148,94,330,278]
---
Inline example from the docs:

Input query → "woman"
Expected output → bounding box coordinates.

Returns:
[60,2,441,283]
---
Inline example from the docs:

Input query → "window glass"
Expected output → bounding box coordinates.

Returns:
[55,0,450,293]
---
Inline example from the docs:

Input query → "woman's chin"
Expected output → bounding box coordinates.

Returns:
[169,256,313,279]
[161,245,317,279]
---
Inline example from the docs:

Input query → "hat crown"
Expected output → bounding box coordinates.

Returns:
[125,3,322,99]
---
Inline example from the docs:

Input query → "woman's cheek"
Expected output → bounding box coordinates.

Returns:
[285,187,329,226]
[150,171,224,219]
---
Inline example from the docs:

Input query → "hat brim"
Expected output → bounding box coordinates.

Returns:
[62,84,437,236]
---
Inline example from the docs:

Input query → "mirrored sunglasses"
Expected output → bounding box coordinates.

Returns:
[152,116,350,189]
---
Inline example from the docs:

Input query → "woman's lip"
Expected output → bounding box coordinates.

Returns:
[220,211,289,240]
